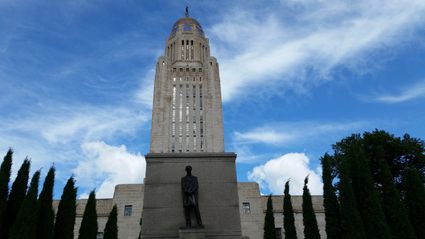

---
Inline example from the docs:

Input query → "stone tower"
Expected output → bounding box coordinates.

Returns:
[150,14,224,154]
[141,10,242,239]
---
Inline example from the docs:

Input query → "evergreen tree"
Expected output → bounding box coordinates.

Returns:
[321,154,341,239]
[345,137,391,239]
[302,176,320,239]
[283,180,297,239]
[0,149,13,231]
[9,170,40,239]
[103,205,118,239]
[1,159,31,238]
[377,150,416,239]
[402,168,425,238]
[338,157,366,239]
[36,167,55,239]
[78,190,98,239]
[53,177,77,239]
[264,195,276,239]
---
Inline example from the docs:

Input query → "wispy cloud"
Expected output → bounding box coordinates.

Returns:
[373,80,425,103]
[234,121,367,146]
[209,0,425,101]
[0,101,150,196]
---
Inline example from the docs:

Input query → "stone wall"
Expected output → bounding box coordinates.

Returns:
[53,182,325,239]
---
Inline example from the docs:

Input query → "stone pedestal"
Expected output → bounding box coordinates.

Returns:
[141,153,242,239]
[179,228,206,239]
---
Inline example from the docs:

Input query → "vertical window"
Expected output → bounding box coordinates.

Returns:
[172,85,176,136]
[199,85,203,110]
[275,228,282,239]
[186,85,190,120]
[179,136,182,152]
[242,202,251,214]
[179,85,183,136]
[191,40,194,60]
[181,40,184,59]
[96,232,104,239]
[200,136,204,150]
[186,40,189,60]
[186,134,189,152]
[124,205,132,216]
[193,136,197,151]
[193,85,196,110]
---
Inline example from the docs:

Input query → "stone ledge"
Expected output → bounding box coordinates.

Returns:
[145,152,237,159]
[179,228,206,239]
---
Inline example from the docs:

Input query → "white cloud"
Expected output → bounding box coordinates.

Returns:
[234,121,367,145]
[0,102,150,197]
[248,153,322,195]
[75,141,146,198]
[373,80,425,103]
[209,0,425,101]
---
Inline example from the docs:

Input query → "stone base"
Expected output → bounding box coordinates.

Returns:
[179,228,206,239]
[141,153,242,239]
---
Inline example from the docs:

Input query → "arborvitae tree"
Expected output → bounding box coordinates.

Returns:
[302,176,320,239]
[1,159,31,238]
[264,195,276,239]
[283,180,297,239]
[78,190,98,239]
[103,205,118,239]
[9,170,41,239]
[338,157,366,239]
[346,137,391,239]
[0,149,13,230]
[321,154,341,239]
[377,150,416,239]
[36,167,55,239]
[53,177,77,239]
[402,168,425,238]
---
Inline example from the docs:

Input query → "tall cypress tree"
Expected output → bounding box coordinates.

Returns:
[321,154,341,239]
[347,138,391,239]
[402,168,425,238]
[338,156,366,239]
[9,170,41,239]
[0,149,13,231]
[78,190,98,239]
[264,195,276,239]
[283,180,297,239]
[36,167,55,239]
[302,176,320,239]
[103,205,118,239]
[53,177,77,239]
[1,159,31,238]
[377,152,416,239]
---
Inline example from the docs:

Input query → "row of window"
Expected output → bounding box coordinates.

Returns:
[166,41,209,62]
[171,83,204,152]
[172,67,203,73]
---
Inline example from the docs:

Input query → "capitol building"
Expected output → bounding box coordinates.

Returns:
[56,11,325,239]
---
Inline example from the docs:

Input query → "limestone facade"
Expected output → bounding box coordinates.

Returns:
[150,16,224,154]
[55,182,325,239]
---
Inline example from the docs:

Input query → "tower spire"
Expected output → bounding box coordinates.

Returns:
[185,6,189,17]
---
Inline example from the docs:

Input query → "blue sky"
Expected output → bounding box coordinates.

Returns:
[1,0,425,198]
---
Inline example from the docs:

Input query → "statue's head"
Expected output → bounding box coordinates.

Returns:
[185,165,192,175]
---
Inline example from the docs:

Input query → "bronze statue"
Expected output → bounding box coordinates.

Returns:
[181,165,203,228]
